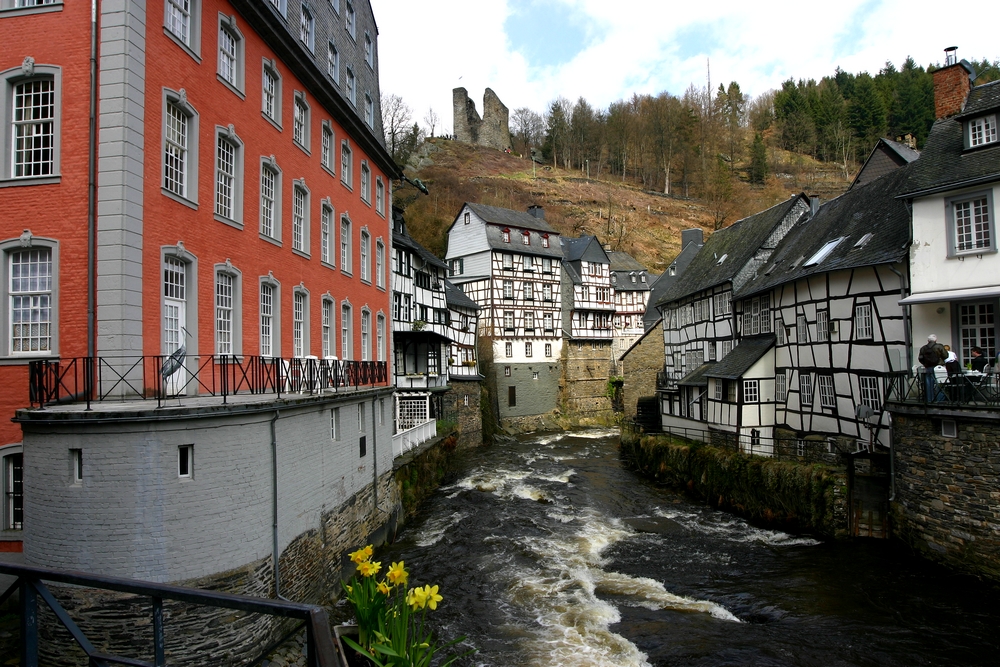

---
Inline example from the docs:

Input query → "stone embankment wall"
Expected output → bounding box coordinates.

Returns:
[890,410,1000,581]
[620,427,849,538]
[620,327,664,418]
[442,379,483,449]
[561,342,615,419]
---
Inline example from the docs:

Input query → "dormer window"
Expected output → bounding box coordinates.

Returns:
[502,228,510,243]
[542,234,550,248]
[969,114,997,148]
[522,230,530,245]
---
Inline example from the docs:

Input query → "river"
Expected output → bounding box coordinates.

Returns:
[370,428,1000,666]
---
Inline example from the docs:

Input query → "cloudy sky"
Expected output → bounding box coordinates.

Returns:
[374,0,995,131]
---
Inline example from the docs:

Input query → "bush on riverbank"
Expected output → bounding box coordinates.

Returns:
[620,428,848,539]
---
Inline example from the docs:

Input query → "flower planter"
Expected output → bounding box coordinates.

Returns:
[333,625,374,667]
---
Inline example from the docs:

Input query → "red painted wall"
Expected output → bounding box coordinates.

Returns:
[0,2,93,446]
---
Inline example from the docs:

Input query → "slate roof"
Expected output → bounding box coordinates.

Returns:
[607,251,646,271]
[738,166,913,299]
[560,235,607,263]
[464,202,558,234]
[881,137,921,163]
[678,362,716,387]
[444,280,479,311]
[705,335,775,380]
[900,80,1000,197]
[657,195,808,307]
[643,239,702,330]
[393,227,448,270]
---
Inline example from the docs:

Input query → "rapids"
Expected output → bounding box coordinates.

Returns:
[369,429,1000,666]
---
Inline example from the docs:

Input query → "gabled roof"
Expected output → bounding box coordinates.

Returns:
[738,166,913,299]
[900,81,1000,198]
[607,251,646,271]
[643,237,703,330]
[560,235,608,264]
[460,202,558,234]
[851,138,920,189]
[392,209,448,270]
[444,280,479,311]
[705,335,775,380]
[678,362,716,387]
[657,195,808,307]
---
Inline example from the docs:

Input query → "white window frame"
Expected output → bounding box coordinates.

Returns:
[5,67,61,182]
[341,140,353,188]
[816,310,829,342]
[164,0,202,58]
[340,215,352,274]
[327,40,340,83]
[321,202,334,266]
[259,157,282,242]
[259,277,280,357]
[214,126,243,225]
[292,288,309,357]
[375,177,385,216]
[364,93,374,128]
[299,2,315,51]
[360,162,371,203]
[217,15,245,95]
[503,310,515,330]
[331,407,341,440]
[818,374,835,408]
[859,376,881,412]
[504,342,512,358]
[293,92,310,152]
[947,190,995,257]
[178,444,193,478]
[376,313,386,361]
[364,31,374,68]
[214,265,242,356]
[292,180,310,255]
[322,297,334,358]
[775,371,787,402]
[321,122,334,173]
[799,373,813,407]
[360,230,370,282]
[361,308,371,361]
[261,60,281,127]
[376,240,385,288]
[967,114,997,148]
[162,91,199,205]
[341,302,353,360]
[345,0,356,39]
[854,303,873,340]
[2,239,58,357]
[345,67,356,106]
[796,314,808,343]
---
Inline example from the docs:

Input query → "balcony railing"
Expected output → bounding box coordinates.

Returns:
[392,418,437,458]
[656,369,677,391]
[0,562,337,667]
[447,362,480,377]
[886,369,1000,408]
[28,356,388,409]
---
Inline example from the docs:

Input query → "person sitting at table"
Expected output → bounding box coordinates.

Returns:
[944,345,963,375]
[970,346,990,373]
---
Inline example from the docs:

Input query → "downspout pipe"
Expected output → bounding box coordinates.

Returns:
[372,396,378,516]
[87,0,97,365]
[270,410,290,601]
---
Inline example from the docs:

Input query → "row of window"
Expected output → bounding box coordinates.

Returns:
[497,227,551,247]
[713,374,880,411]
[165,2,376,127]
[391,294,450,325]
[502,311,555,332]
[775,304,873,345]
[496,254,558,273]
[504,342,553,358]
[164,256,386,361]
[502,280,556,301]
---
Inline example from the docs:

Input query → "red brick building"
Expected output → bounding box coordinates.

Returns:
[0,0,397,560]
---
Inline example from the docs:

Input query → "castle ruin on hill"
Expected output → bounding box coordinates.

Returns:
[452,87,511,151]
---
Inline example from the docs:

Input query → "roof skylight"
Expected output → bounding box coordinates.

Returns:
[804,237,844,267]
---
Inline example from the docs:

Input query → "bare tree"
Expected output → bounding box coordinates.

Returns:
[423,107,439,138]
[510,107,545,156]
[381,93,413,163]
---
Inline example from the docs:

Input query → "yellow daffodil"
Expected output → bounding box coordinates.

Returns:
[349,545,374,564]
[422,584,443,611]
[387,561,409,587]
[357,560,382,577]
[406,586,426,610]
[377,580,391,596]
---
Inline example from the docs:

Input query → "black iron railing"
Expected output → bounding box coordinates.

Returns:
[655,369,676,391]
[886,369,1000,408]
[28,356,388,409]
[0,562,338,667]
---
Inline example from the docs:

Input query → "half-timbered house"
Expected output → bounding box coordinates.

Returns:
[735,166,913,453]
[608,251,654,361]
[445,204,563,418]
[445,280,480,379]
[643,229,704,331]
[656,195,810,434]
[391,209,450,431]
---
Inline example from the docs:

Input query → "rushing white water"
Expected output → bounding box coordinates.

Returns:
[653,506,823,546]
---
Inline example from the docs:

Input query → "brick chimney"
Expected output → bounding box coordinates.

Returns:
[933,47,975,119]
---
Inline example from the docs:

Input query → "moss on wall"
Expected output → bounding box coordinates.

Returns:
[394,433,460,518]
[620,427,848,539]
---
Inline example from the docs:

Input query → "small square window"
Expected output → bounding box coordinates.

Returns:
[70,448,82,484]
[504,365,511,376]
[178,444,193,478]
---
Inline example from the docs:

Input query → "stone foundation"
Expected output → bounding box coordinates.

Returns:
[889,408,1000,581]
[441,379,483,449]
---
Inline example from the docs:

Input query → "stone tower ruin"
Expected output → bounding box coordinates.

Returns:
[452,87,511,151]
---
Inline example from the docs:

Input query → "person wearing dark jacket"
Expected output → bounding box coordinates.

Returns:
[970,346,989,373]
[918,334,946,401]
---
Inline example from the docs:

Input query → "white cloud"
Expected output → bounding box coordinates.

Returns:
[375,0,996,132]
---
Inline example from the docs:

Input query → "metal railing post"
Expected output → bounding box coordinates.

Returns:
[21,578,38,667]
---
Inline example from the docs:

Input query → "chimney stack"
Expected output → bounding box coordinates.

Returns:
[810,196,820,217]
[933,46,974,119]
[527,205,545,220]
[681,228,704,248]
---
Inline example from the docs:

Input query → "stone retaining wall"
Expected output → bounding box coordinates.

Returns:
[890,409,1000,581]
[620,427,849,538]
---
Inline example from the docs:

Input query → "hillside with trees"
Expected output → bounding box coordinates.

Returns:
[384,55,999,271]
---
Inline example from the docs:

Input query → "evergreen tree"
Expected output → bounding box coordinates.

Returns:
[847,74,887,153]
